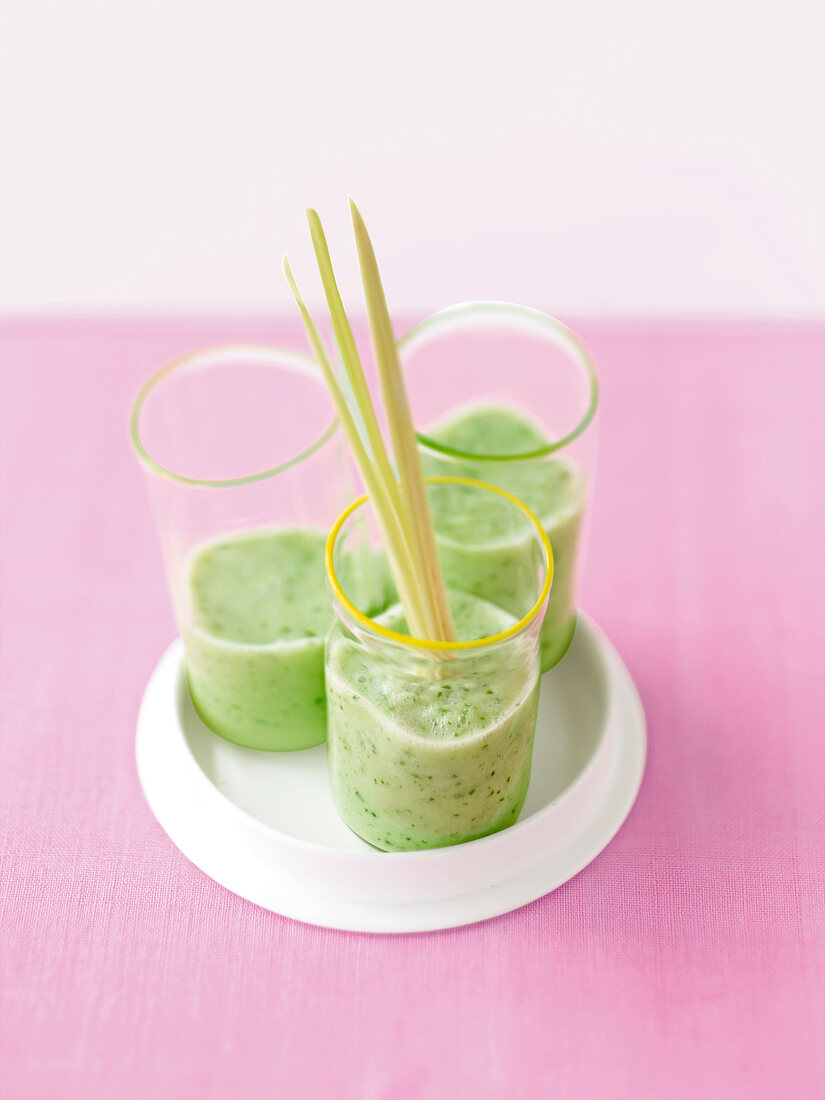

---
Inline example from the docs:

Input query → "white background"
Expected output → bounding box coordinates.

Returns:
[1,0,823,315]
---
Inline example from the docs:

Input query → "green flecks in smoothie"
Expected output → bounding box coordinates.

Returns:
[419,403,587,671]
[183,527,333,752]
[326,589,540,851]
[422,403,581,526]
[427,404,550,456]
[189,528,331,644]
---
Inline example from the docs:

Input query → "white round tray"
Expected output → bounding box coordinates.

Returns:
[136,613,646,933]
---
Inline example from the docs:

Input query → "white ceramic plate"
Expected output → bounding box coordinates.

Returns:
[135,613,646,933]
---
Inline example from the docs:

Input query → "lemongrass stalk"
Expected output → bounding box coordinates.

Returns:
[307,207,441,640]
[306,210,401,512]
[350,199,457,642]
[282,256,431,640]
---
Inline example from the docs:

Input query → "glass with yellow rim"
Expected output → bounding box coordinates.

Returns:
[323,475,553,852]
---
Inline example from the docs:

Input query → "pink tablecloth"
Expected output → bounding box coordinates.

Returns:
[1,317,823,1100]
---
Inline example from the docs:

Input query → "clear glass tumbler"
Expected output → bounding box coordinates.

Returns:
[325,476,553,852]
[131,344,356,751]
[398,302,598,672]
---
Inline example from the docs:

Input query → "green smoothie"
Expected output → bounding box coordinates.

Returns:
[326,590,540,851]
[183,527,332,751]
[419,404,585,670]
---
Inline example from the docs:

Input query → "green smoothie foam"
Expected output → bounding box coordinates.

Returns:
[183,527,332,751]
[326,590,540,851]
[419,404,585,670]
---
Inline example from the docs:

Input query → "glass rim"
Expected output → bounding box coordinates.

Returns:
[398,300,600,462]
[130,343,338,488]
[325,475,554,652]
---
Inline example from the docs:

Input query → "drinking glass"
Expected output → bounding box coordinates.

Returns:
[131,344,355,750]
[399,302,598,671]
[325,476,553,851]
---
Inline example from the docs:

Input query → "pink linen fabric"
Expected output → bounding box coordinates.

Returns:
[1,316,823,1100]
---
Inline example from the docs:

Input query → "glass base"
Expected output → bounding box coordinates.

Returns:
[540,612,578,673]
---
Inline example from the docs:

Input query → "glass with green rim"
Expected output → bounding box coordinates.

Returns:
[398,302,599,671]
[325,476,553,852]
[130,343,355,751]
